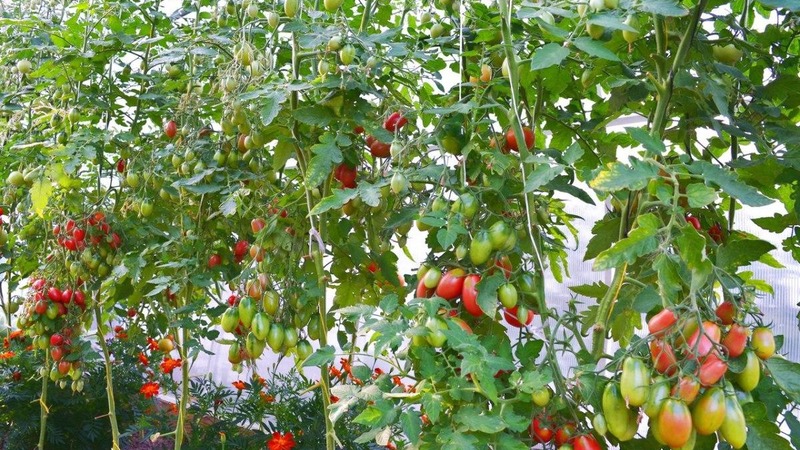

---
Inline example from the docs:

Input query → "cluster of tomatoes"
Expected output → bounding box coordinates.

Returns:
[685,214,723,243]
[530,413,602,450]
[17,278,88,392]
[595,301,775,449]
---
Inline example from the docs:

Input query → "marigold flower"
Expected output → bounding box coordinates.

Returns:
[232,380,246,390]
[267,431,296,450]
[160,356,181,374]
[340,358,352,375]
[329,366,342,378]
[138,352,149,365]
[140,381,160,399]
[0,351,15,360]
[9,330,23,340]
[260,392,275,403]
[373,368,384,379]
[147,337,159,351]
[392,376,403,387]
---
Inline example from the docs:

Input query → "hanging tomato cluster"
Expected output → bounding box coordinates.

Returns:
[595,300,776,448]
[53,211,123,280]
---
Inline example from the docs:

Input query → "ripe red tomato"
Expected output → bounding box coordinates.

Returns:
[51,346,65,361]
[234,240,249,258]
[461,274,483,317]
[647,308,677,336]
[657,399,693,448]
[554,423,576,446]
[530,417,553,443]
[116,158,126,173]
[571,435,601,450]
[73,290,86,307]
[334,163,358,188]
[687,321,721,359]
[50,333,64,346]
[60,289,73,304]
[650,339,678,375]
[164,120,178,139]
[715,301,736,325]
[698,353,728,386]
[751,327,775,359]
[353,125,365,134]
[47,287,62,302]
[504,305,533,327]
[415,278,435,298]
[504,126,534,152]
[492,255,513,279]
[72,228,85,241]
[208,254,222,268]
[370,140,391,158]
[722,323,748,358]
[383,112,408,133]
[708,223,723,243]
[686,215,701,231]
[435,269,466,300]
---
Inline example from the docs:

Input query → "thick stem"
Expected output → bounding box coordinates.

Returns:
[173,322,190,450]
[94,302,121,449]
[37,354,49,450]
[359,0,373,33]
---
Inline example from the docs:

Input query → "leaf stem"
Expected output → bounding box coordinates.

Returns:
[95,296,121,449]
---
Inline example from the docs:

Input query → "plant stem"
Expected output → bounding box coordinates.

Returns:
[37,353,49,450]
[94,300,121,449]
[359,0,373,33]
[174,318,190,450]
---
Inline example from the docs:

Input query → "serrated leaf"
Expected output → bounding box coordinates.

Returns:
[626,127,666,156]
[638,0,690,16]
[260,91,287,126]
[353,406,384,426]
[763,358,800,404]
[454,406,505,433]
[573,37,620,62]
[293,105,335,126]
[305,133,342,188]
[400,410,422,444]
[476,272,505,315]
[686,183,718,208]
[654,253,683,305]
[302,345,335,367]
[676,225,713,292]
[569,282,609,299]
[311,189,359,215]
[632,286,661,313]
[585,216,621,261]
[524,162,564,193]
[746,420,792,450]
[421,393,442,424]
[530,43,570,70]
[716,239,777,270]
[687,161,772,207]
[593,213,660,270]
[591,159,659,192]
[31,178,53,218]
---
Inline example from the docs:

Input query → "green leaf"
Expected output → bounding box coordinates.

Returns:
[626,127,665,156]
[517,370,552,394]
[632,286,661,313]
[476,272,505,315]
[305,133,342,188]
[400,410,422,445]
[717,239,777,270]
[31,178,53,218]
[687,161,772,207]
[573,37,620,62]
[293,105,336,126]
[302,345,335,367]
[353,406,384,426]
[530,43,570,70]
[569,282,609,299]
[676,225,713,292]
[311,189,359,215]
[593,213,661,270]
[496,433,531,450]
[746,420,793,450]
[757,0,800,12]
[454,406,505,433]
[584,217,621,261]
[421,393,443,424]
[763,357,800,404]
[590,159,660,192]
[260,91,287,126]
[686,183,718,208]
[638,0,690,16]
[524,162,565,193]
[654,253,683,305]
[784,411,800,450]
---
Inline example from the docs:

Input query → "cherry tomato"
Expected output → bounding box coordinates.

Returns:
[221,307,240,332]
[208,254,222,268]
[530,417,553,443]
[435,268,466,300]
[691,386,726,435]
[415,278,435,298]
[504,126,534,152]
[647,308,677,336]
[262,291,280,316]
[50,333,64,346]
[671,376,700,403]
[656,399,693,448]
[503,305,533,327]
[116,158,126,173]
[722,323,748,358]
[602,382,637,441]
[531,386,551,407]
[644,376,669,418]
[469,231,492,265]
[334,163,358,188]
[697,353,728,387]
[47,287,62,302]
[650,339,678,375]
[751,327,775,359]
[383,112,408,133]
[571,435,601,450]
[687,320,721,359]
[370,140,391,158]
[620,357,650,407]
[488,220,514,250]
[492,255,513,279]
[461,274,483,317]
[498,283,518,308]
[720,393,747,448]
[715,301,736,325]
[554,423,576,446]
[686,215,701,231]
[422,267,442,289]
[266,323,285,352]
[164,120,178,139]
[735,350,760,392]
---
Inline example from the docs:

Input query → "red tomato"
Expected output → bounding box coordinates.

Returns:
[722,323,748,358]
[461,274,483,317]
[435,269,466,300]
[60,289,73,304]
[370,140,391,158]
[657,399,693,448]
[698,353,728,386]
[687,321,721,360]
[491,255,512,279]
[72,228,85,241]
[47,287,62,302]
[715,301,736,325]
[73,290,86,307]
[671,376,700,403]
[233,240,249,258]
[554,423,576,447]
[365,135,377,147]
[504,305,533,327]
[647,308,677,336]
[530,417,553,443]
[708,223,723,243]
[650,339,678,375]
[383,112,408,132]
[353,125,365,134]
[504,126,534,152]
[251,218,266,233]
[415,278,435,298]
[751,327,776,359]
[208,254,222,268]
[571,435,601,450]
[686,215,701,231]
[334,163,358,188]
[164,120,178,139]
[116,158,126,173]
[50,333,64,346]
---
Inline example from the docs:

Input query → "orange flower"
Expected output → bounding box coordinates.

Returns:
[373,368,384,379]
[168,403,178,415]
[329,366,342,378]
[138,352,149,366]
[254,375,267,388]
[260,392,275,403]
[267,431,296,450]
[160,357,181,374]
[232,380,246,390]
[9,330,23,340]
[140,381,160,398]
[147,337,159,351]
[0,351,15,360]
[340,358,352,375]
[392,376,403,387]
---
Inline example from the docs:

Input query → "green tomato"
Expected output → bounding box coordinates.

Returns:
[246,332,266,359]
[488,220,513,250]
[267,323,285,352]
[284,0,299,18]
[323,0,342,12]
[620,357,650,407]
[422,267,442,289]
[262,291,280,316]
[469,231,492,265]
[531,386,551,407]
[498,283,518,308]
[251,312,271,340]
[339,45,356,65]
[221,307,240,333]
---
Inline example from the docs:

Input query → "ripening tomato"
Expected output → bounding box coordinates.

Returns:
[530,417,553,443]
[671,376,700,403]
[571,435,601,450]
[492,255,513,279]
[686,215,701,231]
[602,382,637,441]
[221,307,240,333]
[266,323,285,352]
[334,163,357,188]
[50,333,64,347]
[435,268,466,300]
[647,308,677,336]
[735,350,760,392]
[554,423,576,446]
[262,291,280,316]
[720,393,747,448]
[422,267,442,289]
[644,376,670,418]
[531,386,551,407]
[698,353,728,387]
[384,112,408,133]
[503,305,533,327]
[722,323,748,358]
[657,399,693,448]
[238,297,257,328]
[251,218,266,233]
[687,321,721,359]
[461,274,483,317]
[751,327,775,359]
[650,339,678,375]
[692,387,726,435]
[370,140,391,158]
[208,254,222,268]
[505,126,534,152]
[165,120,178,139]
[715,301,736,325]
[416,278,435,298]
[620,357,650,407]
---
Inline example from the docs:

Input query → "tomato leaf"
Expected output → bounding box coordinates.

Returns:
[259,91,287,126]
[675,225,713,292]
[517,370,552,394]
[593,213,660,270]
[305,132,343,188]
[476,272,505,315]
[584,217,621,261]
[573,37,620,62]
[626,127,665,156]
[569,281,609,299]
[31,178,53,218]
[400,410,422,444]
[716,239,777,270]
[421,393,443,424]
[293,104,336,126]
[687,161,772,207]
[763,357,800,404]
[686,183,718,208]
[302,345,335,367]
[495,433,531,450]
[590,158,659,192]
[654,253,684,305]
[529,43,570,70]
[746,420,793,450]
[353,406,384,426]
[523,161,564,193]
[311,189,359,215]
[638,0,689,16]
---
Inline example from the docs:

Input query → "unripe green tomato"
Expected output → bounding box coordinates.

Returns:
[622,16,640,44]
[587,23,604,39]
[589,0,605,11]
[420,12,431,24]
[592,413,607,436]
[267,12,279,28]
[498,283,518,308]
[16,59,33,74]
[531,386,551,407]
[323,0,342,12]
[327,36,342,51]
[712,44,743,65]
[603,0,618,8]
[339,45,356,65]
[318,59,330,75]
[247,4,258,18]
[284,0,299,18]
[225,1,235,15]
[390,172,408,194]
[430,23,445,39]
